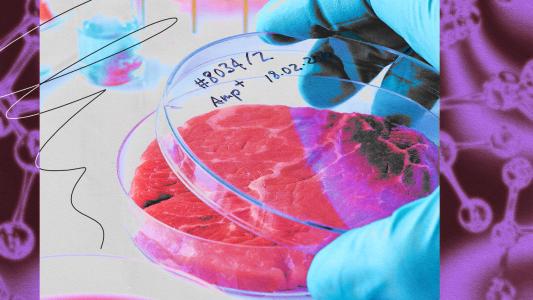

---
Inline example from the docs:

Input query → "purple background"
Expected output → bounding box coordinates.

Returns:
[441,0,533,299]
[0,0,39,299]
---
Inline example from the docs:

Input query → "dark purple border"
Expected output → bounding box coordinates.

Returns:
[0,1,39,299]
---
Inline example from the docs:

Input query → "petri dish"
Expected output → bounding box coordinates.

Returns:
[40,254,232,300]
[158,33,439,247]
[117,32,439,297]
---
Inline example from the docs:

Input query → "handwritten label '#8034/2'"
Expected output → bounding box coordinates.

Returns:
[201,50,335,108]
[194,51,274,90]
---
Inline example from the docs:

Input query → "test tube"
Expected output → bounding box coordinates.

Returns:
[192,0,197,33]
[132,0,146,27]
[77,1,146,87]
[243,0,249,33]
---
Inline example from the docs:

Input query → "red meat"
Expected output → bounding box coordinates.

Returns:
[130,104,438,292]
[177,105,438,232]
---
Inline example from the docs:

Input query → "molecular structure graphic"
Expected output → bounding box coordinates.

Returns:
[443,61,533,120]
[441,0,513,48]
[441,0,481,48]
[0,0,39,262]
[442,60,533,299]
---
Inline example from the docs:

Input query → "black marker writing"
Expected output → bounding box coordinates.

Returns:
[264,51,334,83]
[194,51,273,90]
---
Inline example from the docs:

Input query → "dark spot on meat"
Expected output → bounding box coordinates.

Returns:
[380,132,391,140]
[357,136,405,178]
[402,164,414,185]
[394,138,414,150]
[423,170,431,193]
[384,119,397,131]
[408,148,421,164]
[143,194,172,208]
[380,130,391,141]
[352,130,378,143]
[347,116,364,130]
[381,120,396,140]
[385,114,411,126]
[326,113,339,128]
[349,115,406,178]
[199,215,214,221]
[362,115,384,133]
[387,152,404,175]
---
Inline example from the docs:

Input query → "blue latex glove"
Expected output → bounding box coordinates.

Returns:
[257,1,440,299]
[257,0,439,123]
[308,188,440,300]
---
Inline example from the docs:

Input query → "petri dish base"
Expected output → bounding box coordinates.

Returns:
[117,32,440,297]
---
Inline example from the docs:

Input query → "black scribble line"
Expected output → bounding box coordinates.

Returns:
[1,0,179,249]
[38,90,107,249]
[5,9,179,117]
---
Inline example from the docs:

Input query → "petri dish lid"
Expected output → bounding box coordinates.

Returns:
[156,32,439,249]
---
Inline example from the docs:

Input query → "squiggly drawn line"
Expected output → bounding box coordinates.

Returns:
[1,0,179,249]
[37,90,107,248]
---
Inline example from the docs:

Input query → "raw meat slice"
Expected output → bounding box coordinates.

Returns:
[131,141,312,292]
[130,104,438,292]
[131,140,275,246]
[134,230,312,292]
[177,105,438,231]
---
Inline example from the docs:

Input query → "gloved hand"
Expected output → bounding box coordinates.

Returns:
[257,1,440,299]
[308,188,440,300]
[257,0,439,124]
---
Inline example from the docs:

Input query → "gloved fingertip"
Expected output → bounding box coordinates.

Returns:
[307,242,345,300]
[256,0,327,45]
[255,1,294,36]
[306,251,325,298]
[307,226,379,300]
